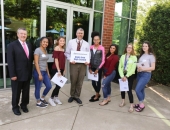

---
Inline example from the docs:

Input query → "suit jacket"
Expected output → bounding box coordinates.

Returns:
[7,40,33,81]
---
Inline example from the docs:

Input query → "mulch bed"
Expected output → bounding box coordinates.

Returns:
[147,80,159,87]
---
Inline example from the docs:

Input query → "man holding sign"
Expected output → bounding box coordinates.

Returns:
[65,28,90,104]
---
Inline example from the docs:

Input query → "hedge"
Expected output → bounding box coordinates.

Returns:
[139,2,170,85]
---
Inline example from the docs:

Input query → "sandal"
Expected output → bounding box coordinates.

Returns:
[119,102,125,107]
[135,106,145,112]
[99,101,108,106]
[133,104,139,108]
[107,99,111,102]
[128,107,134,113]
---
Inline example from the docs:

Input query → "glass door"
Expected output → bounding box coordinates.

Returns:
[41,0,70,56]
[41,0,93,48]
[70,7,93,42]
[70,7,93,81]
[41,0,93,81]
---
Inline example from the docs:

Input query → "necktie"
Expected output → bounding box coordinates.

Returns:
[77,41,80,51]
[23,43,29,58]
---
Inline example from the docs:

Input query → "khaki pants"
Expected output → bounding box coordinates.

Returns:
[70,63,86,98]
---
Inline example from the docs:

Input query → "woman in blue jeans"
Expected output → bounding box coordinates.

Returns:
[134,41,156,112]
[33,37,52,108]
[99,44,119,106]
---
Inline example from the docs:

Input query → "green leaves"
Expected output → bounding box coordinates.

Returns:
[139,2,170,85]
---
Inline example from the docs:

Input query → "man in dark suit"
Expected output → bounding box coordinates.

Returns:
[7,28,33,116]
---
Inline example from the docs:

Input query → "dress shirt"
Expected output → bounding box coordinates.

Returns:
[65,38,90,61]
[18,39,29,56]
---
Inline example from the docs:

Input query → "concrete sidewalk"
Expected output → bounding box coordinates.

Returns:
[0,81,170,130]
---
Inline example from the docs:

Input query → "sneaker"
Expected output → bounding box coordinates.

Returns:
[48,98,56,106]
[40,99,48,106]
[36,102,47,108]
[54,97,62,105]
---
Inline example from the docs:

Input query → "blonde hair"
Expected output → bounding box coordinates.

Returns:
[124,43,135,55]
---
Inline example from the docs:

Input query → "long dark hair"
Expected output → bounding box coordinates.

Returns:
[106,44,118,57]
[140,41,154,57]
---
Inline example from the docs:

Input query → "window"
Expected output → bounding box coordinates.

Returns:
[56,0,93,8]
[113,0,138,55]
[94,0,104,11]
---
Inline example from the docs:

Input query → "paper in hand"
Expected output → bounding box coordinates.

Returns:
[51,73,67,88]
[88,71,98,81]
[118,79,129,91]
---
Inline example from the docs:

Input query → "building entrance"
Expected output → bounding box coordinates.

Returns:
[41,0,93,81]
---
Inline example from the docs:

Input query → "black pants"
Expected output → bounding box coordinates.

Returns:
[91,68,103,93]
[11,80,30,110]
[121,74,135,103]
[51,69,63,97]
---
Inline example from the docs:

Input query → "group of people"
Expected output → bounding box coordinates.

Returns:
[7,27,155,116]
[88,36,155,113]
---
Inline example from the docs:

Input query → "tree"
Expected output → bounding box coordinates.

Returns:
[135,0,169,40]
[3,0,94,38]
[4,0,40,19]
[139,1,170,85]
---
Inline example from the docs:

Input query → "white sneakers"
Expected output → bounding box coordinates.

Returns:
[54,97,62,105]
[48,98,56,106]
[48,97,62,106]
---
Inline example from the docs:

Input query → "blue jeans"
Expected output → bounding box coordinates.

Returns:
[33,69,52,101]
[102,70,116,99]
[135,72,151,102]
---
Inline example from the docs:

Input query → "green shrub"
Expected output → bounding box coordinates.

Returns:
[139,2,170,85]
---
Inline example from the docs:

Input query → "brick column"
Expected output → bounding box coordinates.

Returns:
[102,0,115,53]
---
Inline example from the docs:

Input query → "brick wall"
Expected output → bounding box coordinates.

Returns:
[102,0,115,53]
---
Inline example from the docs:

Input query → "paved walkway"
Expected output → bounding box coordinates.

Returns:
[0,81,170,130]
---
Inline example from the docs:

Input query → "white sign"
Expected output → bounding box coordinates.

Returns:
[51,73,68,88]
[70,51,90,63]
[118,79,129,91]
[88,71,98,81]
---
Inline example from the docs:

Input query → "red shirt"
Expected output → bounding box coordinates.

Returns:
[52,51,66,70]
[103,54,119,76]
